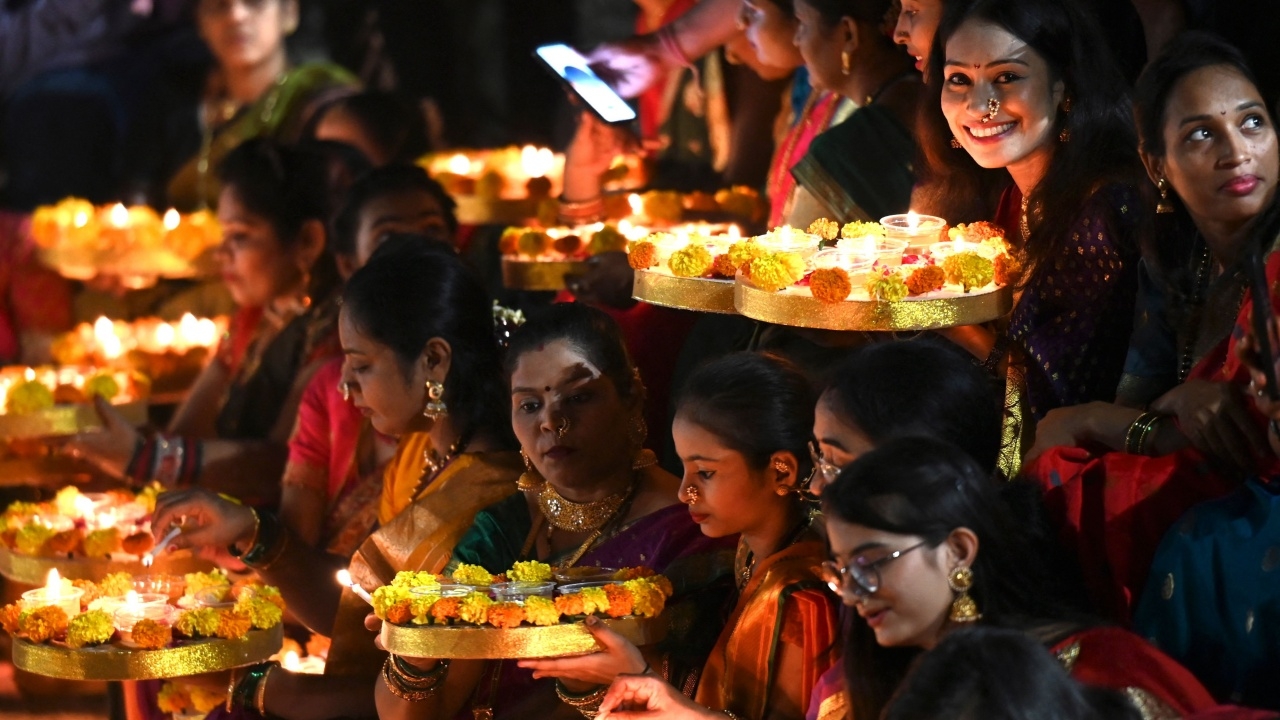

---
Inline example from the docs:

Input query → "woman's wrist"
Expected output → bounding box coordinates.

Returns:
[1082,403,1143,449]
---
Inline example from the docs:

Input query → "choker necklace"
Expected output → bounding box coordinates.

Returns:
[412,431,471,502]
[538,479,633,533]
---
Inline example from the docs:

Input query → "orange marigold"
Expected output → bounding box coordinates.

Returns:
[130,619,173,650]
[121,531,154,556]
[628,241,659,270]
[807,219,840,241]
[555,594,585,617]
[947,221,1005,244]
[905,265,946,296]
[0,603,22,634]
[429,597,462,624]
[554,234,584,256]
[809,268,852,304]
[20,605,68,643]
[487,602,525,629]
[73,579,102,610]
[47,528,83,554]
[710,254,738,278]
[213,609,252,640]
[386,600,414,626]
[602,585,634,618]
[994,253,1024,286]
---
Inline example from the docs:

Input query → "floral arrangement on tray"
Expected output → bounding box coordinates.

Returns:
[0,364,149,418]
[499,223,637,262]
[371,561,672,630]
[2,486,163,559]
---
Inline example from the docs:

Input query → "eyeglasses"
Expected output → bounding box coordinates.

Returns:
[809,441,841,487]
[820,541,928,596]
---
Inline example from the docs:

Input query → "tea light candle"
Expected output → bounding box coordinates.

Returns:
[20,569,83,618]
[336,569,373,605]
[281,650,327,674]
[111,591,170,632]
[880,211,946,253]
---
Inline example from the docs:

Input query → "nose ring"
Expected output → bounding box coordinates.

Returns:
[980,97,1000,124]
[556,416,571,440]
[683,486,700,505]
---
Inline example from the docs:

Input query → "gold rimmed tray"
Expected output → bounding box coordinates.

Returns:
[501,258,589,292]
[12,624,283,681]
[454,196,541,226]
[0,400,148,441]
[0,546,214,585]
[632,271,736,314]
[380,615,668,660]
[734,281,1014,332]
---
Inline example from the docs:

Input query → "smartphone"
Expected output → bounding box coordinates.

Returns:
[1248,249,1280,401]
[535,43,638,124]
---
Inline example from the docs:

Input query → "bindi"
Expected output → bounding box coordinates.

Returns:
[544,386,551,392]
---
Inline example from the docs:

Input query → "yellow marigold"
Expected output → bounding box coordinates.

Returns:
[214,609,252,640]
[650,575,674,598]
[71,579,101,610]
[840,221,886,240]
[4,501,45,527]
[372,585,411,621]
[994,252,1023,286]
[749,252,807,293]
[507,561,552,583]
[156,683,192,714]
[642,191,684,224]
[189,686,226,714]
[390,571,440,590]
[82,527,121,558]
[65,609,114,648]
[523,596,561,626]
[727,240,764,270]
[128,618,172,650]
[174,608,220,638]
[809,268,852,304]
[499,227,523,255]
[1,603,22,634]
[668,245,713,278]
[235,595,284,630]
[947,221,1005,244]
[905,265,946,296]
[99,572,134,598]
[942,252,995,292]
[588,225,628,255]
[708,254,736,278]
[386,599,414,626]
[5,380,53,415]
[184,569,230,599]
[20,605,68,643]
[555,234,585,256]
[487,602,525,629]
[451,564,494,586]
[135,483,161,514]
[627,241,659,270]
[578,587,610,616]
[867,273,909,302]
[602,585,634,618]
[410,593,440,625]
[612,567,652,581]
[430,597,462,624]
[82,373,120,401]
[715,186,763,222]
[517,230,551,257]
[555,594,585,617]
[14,522,54,555]
[623,580,667,618]
[458,592,493,625]
[807,218,839,241]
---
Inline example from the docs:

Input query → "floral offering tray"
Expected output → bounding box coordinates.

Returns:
[0,399,147,441]
[0,547,212,585]
[734,281,1014,332]
[500,258,590,292]
[631,271,736,315]
[12,623,282,681]
[381,614,665,660]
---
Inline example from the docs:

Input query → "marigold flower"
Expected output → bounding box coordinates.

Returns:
[183,569,230,600]
[809,268,852,304]
[507,561,552,583]
[390,571,440,589]
[189,686,226,714]
[905,265,946,296]
[235,595,283,630]
[554,234,585,256]
[627,241,659,270]
[523,596,561,626]
[726,240,764,270]
[99,572,134,598]
[947,221,1005,244]
[65,609,114,648]
[20,605,68,643]
[517,230,552,257]
[83,373,120,401]
[705,254,734,278]
[554,594,585,617]
[82,527,121,558]
[994,252,1024,286]
[623,579,667,618]
[174,608,220,638]
[499,227,523,255]
[128,618,172,650]
[840,221,886,240]
[942,252,995,292]
[71,579,101,610]
[452,564,493,586]
[578,587,610,616]
[602,585,634,618]
[120,531,153,556]
[1,603,23,634]
[410,593,440,625]
[867,273,909,302]
[430,597,462,624]
[156,683,192,714]
[458,592,493,625]
[6,380,53,415]
[487,602,525,629]
[749,253,807,293]
[47,528,83,554]
[588,225,628,255]
[669,245,713,278]
[807,219,839,241]
[386,599,414,626]
[642,191,684,224]
[214,609,252,640]
[372,585,411,621]
[14,523,54,555]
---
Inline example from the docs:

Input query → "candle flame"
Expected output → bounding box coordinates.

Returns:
[23,367,35,382]
[519,146,555,179]
[446,154,471,176]
[906,211,920,230]
[73,211,90,228]
[93,316,123,360]
[728,225,741,240]
[155,322,174,349]
[124,590,141,607]
[163,209,180,231]
[45,568,61,597]
[109,203,129,229]
[628,194,643,217]
[336,569,353,586]
[283,650,301,672]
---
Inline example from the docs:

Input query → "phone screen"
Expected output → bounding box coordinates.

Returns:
[535,44,638,124]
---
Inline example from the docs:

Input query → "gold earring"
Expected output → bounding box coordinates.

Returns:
[1059,126,1071,143]
[840,50,851,76]
[947,566,982,623]
[950,136,962,149]
[518,450,544,492]
[422,380,447,420]
[337,380,351,402]
[1156,178,1174,214]
[683,486,700,505]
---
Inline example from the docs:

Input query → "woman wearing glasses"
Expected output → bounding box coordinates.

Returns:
[814,437,1214,720]
[526,352,839,720]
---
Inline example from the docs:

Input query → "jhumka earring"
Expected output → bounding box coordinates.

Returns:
[422,380,447,420]
[1156,178,1175,214]
[979,97,1000,124]
[517,450,543,492]
[338,381,351,402]
[950,136,962,149]
[948,566,982,622]
[841,50,851,76]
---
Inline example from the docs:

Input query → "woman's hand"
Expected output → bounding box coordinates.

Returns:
[585,36,666,99]
[566,252,636,310]
[1150,379,1267,467]
[369,613,445,673]
[151,488,257,552]
[596,674,718,720]
[518,616,646,689]
[1235,329,1280,456]
[61,396,141,478]
[562,113,633,202]
[1026,402,1124,461]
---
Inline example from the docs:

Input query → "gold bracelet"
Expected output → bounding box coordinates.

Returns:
[382,657,448,701]
[556,681,608,719]
[255,664,275,716]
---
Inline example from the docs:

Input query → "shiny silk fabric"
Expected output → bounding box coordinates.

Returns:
[696,532,840,720]
[1051,627,1216,717]
[325,443,522,676]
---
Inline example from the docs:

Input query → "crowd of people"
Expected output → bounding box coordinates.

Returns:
[3,0,1280,718]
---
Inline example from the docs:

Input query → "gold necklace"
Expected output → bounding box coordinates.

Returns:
[1020,193,1032,242]
[538,479,633,533]
[411,432,469,502]
[735,517,813,591]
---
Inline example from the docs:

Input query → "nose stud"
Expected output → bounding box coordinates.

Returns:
[683,486,700,505]
[980,97,1000,124]
[556,416,571,440]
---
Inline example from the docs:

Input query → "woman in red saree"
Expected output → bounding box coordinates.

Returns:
[1024,33,1280,624]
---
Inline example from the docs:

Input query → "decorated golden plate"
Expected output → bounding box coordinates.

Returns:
[501,258,589,292]
[455,196,541,226]
[380,615,667,660]
[0,546,214,585]
[734,281,1014,332]
[632,271,736,315]
[0,400,148,441]
[12,624,282,681]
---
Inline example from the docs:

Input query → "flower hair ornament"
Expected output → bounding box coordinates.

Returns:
[493,302,525,350]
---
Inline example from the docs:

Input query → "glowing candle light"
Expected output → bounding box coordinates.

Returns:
[906,210,920,230]
[447,154,471,176]
[283,650,301,672]
[336,569,373,605]
[21,568,83,618]
[93,316,123,360]
[162,209,180,232]
[109,203,129,229]
[628,193,644,219]
[155,322,175,350]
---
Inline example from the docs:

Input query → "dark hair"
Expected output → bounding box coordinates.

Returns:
[914,0,1147,274]
[676,352,815,479]
[822,438,1090,719]
[755,0,795,14]
[504,303,641,401]
[332,164,459,256]
[821,338,1004,475]
[311,91,431,164]
[298,138,375,222]
[796,0,896,31]
[217,137,340,300]
[341,234,510,444]
[883,626,1141,720]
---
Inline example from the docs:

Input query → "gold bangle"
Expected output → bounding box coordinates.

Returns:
[556,682,608,719]
[382,657,447,702]
[1124,411,1160,454]
[249,528,291,570]
[255,664,275,716]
